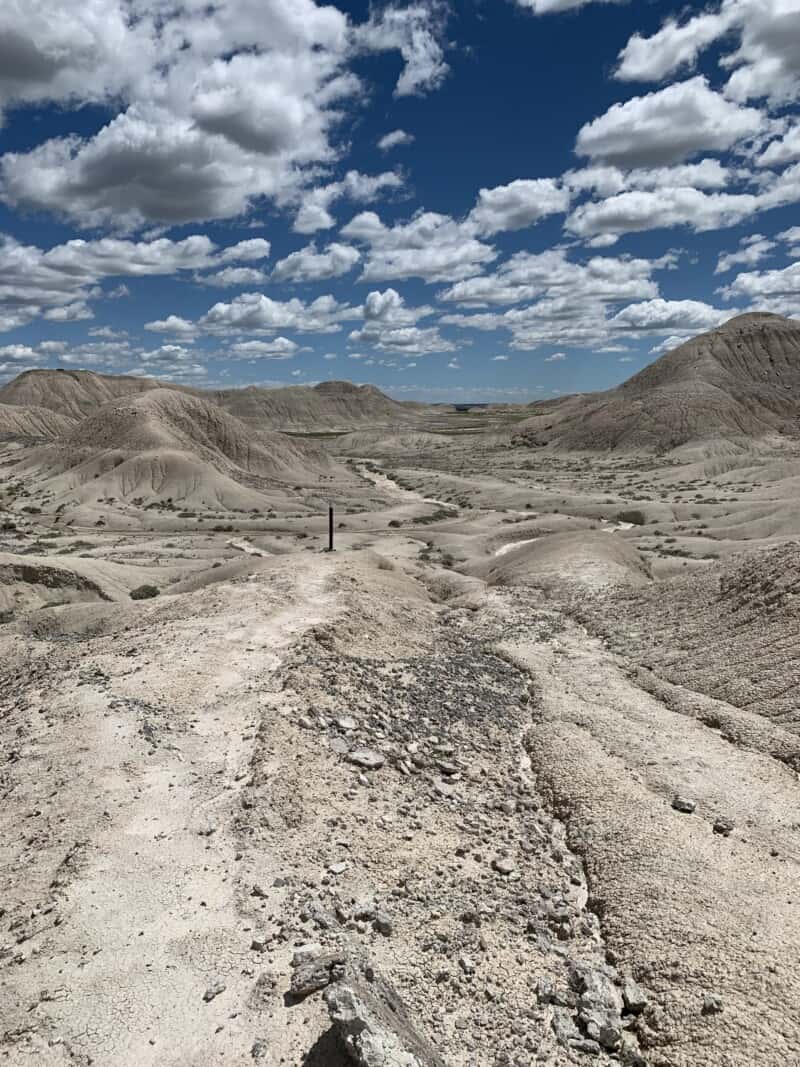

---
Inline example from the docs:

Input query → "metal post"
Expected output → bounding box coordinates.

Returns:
[328,505,334,552]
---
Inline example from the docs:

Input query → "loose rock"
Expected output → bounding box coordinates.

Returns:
[621,976,648,1014]
[492,856,515,876]
[326,969,446,1066]
[702,994,724,1015]
[290,951,346,997]
[347,748,385,771]
[203,981,226,1003]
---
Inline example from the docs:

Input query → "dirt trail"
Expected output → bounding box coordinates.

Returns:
[356,462,456,511]
[504,614,800,1066]
[0,557,338,1065]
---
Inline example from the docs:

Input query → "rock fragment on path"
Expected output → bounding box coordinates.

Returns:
[326,970,446,1067]
[290,950,346,997]
[373,911,394,937]
[621,976,648,1014]
[347,748,385,771]
[202,981,226,1002]
[492,856,515,876]
[292,942,323,968]
[702,994,724,1015]
[570,963,624,1051]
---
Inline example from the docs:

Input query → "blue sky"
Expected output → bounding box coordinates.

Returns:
[0,0,799,402]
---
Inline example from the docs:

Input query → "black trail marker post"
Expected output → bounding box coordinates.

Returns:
[328,505,334,552]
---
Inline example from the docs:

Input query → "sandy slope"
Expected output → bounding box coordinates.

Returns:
[475,530,651,590]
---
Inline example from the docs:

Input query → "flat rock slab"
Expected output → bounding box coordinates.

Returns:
[347,748,385,771]
[326,972,446,1067]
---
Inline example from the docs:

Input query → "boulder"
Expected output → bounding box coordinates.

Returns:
[326,971,446,1066]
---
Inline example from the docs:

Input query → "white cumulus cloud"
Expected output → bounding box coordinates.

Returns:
[576,77,765,167]
[468,178,570,235]
[272,243,360,283]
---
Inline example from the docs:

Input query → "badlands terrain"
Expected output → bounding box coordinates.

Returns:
[2,313,800,1066]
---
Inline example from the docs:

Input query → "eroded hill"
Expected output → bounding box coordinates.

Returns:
[0,369,423,434]
[10,389,355,515]
[515,313,800,452]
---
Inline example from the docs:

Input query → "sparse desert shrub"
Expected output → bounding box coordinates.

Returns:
[615,508,647,526]
[130,584,160,600]
[412,508,453,525]
[375,556,395,571]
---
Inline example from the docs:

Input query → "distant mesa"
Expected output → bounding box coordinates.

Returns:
[212,378,416,431]
[514,312,800,453]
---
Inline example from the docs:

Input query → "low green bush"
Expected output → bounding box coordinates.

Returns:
[130,584,160,600]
